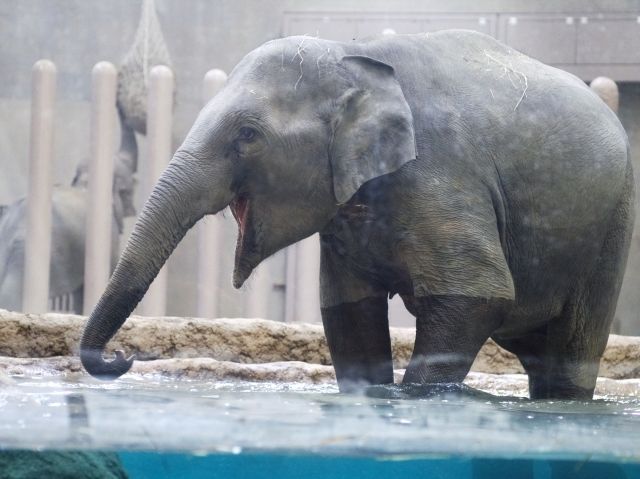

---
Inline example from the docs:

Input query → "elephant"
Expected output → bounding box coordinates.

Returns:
[0,119,137,314]
[80,30,633,400]
[0,187,94,313]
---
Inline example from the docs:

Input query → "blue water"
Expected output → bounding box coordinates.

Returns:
[1,376,640,478]
[119,451,640,479]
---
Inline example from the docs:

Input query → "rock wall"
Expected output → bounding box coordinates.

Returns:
[1,309,639,379]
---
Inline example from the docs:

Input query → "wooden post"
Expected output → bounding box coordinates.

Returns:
[139,65,174,316]
[196,69,228,318]
[285,235,321,323]
[83,62,118,314]
[590,76,619,114]
[23,60,56,313]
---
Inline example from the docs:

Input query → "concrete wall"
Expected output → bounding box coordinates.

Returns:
[614,83,640,335]
[2,0,640,331]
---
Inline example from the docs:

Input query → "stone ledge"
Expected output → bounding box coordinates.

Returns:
[0,356,337,384]
[1,309,638,378]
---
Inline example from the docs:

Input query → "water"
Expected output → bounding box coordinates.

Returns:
[1,374,640,478]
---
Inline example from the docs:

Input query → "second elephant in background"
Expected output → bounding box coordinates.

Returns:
[0,122,138,314]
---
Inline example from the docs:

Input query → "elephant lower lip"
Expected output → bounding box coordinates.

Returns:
[233,247,257,289]
[231,196,253,287]
[233,263,251,288]
[230,196,250,241]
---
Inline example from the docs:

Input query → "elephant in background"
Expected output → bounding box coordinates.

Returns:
[80,31,632,400]
[0,116,137,314]
[0,0,170,315]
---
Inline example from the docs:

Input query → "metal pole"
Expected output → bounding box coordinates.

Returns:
[197,69,227,318]
[245,261,271,319]
[139,65,174,316]
[23,60,56,313]
[83,62,118,315]
[284,246,297,322]
[294,234,322,323]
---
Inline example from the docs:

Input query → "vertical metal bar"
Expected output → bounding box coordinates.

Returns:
[294,234,322,323]
[245,262,271,319]
[23,60,56,313]
[196,69,227,318]
[284,246,297,322]
[83,62,117,315]
[139,65,174,316]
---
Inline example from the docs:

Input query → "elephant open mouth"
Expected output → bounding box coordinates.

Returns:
[231,195,250,241]
[230,195,254,287]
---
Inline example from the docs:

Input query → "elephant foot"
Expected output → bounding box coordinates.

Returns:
[364,382,499,400]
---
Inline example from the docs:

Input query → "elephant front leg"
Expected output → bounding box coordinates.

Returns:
[319,238,393,392]
[403,295,504,384]
[322,297,394,391]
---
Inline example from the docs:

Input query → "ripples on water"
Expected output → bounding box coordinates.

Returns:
[1,375,639,478]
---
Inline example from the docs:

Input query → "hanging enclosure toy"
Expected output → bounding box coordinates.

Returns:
[117,0,173,135]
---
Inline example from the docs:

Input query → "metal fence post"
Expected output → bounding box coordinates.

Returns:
[285,235,321,323]
[83,62,118,315]
[244,262,273,319]
[139,65,174,316]
[23,60,56,313]
[197,69,227,318]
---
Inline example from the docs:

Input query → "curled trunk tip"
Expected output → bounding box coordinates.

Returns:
[80,348,135,380]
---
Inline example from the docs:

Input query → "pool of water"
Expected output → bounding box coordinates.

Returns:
[1,374,639,478]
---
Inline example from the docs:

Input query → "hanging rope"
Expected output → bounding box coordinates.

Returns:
[117,0,173,135]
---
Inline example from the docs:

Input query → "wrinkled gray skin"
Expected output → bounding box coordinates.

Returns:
[0,123,137,313]
[80,31,633,399]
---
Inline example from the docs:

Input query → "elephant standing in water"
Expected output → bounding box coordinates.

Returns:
[81,31,633,400]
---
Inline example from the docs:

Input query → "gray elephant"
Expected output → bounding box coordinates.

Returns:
[0,122,137,314]
[80,31,633,400]
[0,188,91,312]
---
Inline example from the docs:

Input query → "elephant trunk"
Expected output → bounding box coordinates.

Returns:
[80,155,230,379]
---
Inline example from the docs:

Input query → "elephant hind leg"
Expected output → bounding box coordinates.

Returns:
[497,288,620,400]
[517,300,612,400]
[0,246,24,313]
[499,188,633,400]
[0,270,23,313]
[403,295,505,384]
[72,286,84,314]
[492,327,596,400]
[546,176,634,399]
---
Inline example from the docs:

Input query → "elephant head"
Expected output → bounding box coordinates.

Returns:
[80,37,417,379]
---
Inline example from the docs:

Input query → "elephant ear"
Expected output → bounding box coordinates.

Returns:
[330,55,417,204]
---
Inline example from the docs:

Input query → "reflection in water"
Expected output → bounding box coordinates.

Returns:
[0,376,638,478]
[0,450,128,479]
[365,382,513,400]
[471,458,631,479]
[549,460,629,479]
[471,458,535,479]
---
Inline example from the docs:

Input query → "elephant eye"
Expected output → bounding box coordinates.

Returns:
[233,126,264,157]
[237,126,257,142]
